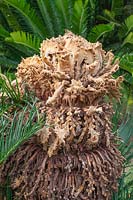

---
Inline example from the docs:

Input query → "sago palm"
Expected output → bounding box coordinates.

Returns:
[0,31,128,200]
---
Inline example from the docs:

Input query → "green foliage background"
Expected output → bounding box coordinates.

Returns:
[0,0,133,199]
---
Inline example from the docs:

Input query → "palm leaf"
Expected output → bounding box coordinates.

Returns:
[87,0,98,31]
[55,0,73,30]
[111,0,124,17]
[88,23,114,42]
[0,3,21,31]
[112,82,133,200]
[0,56,18,69]
[3,0,46,39]
[103,9,116,22]
[36,0,55,37]
[120,54,133,75]
[0,73,39,108]
[0,8,10,31]
[124,15,133,34]
[0,177,12,200]
[0,43,24,68]
[122,32,133,46]
[5,177,12,200]
[119,15,133,40]
[72,0,89,37]
[0,104,43,164]
[5,31,41,54]
[112,105,133,199]
[113,173,133,200]
[0,73,21,104]
[118,105,133,143]
[48,0,63,35]
[0,25,9,38]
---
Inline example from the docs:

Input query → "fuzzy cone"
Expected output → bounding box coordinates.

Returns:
[0,31,124,200]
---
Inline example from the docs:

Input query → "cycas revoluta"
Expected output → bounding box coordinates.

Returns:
[0,32,124,199]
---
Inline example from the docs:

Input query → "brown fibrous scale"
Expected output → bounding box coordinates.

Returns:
[0,31,124,200]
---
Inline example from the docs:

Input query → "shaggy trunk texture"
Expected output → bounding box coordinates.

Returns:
[0,31,124,200]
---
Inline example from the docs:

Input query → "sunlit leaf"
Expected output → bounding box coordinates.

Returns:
[120,54,133,75]
[5,31,41,54]
[122,32,133,46]
[125,15,133,33]
[88,23,114,42]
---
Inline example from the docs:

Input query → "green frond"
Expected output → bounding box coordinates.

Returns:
[0,74,21,104]
[0,8,10,31]
[103,9,116,22]
[112,80,133,200]
[55,0,72,30]
[118,110,133,143]
[72,0,89,37]
[36,0,55,37]
[0,3,21,31]
[0,176,12,200]
[0,104,43,164]
[48,0,63,35]
[3,0,46,39]
[119,15,133,41]
[0,56,18,69]
[111,0,124,17]
[0,25,9,38]
[117,95,133,163]
[121,143,133,159]
[122,32,133,46]
[125,15,133,34]
[113,172,133,200]
[87,0,97,31]
[0,43,24,68]
[120,53,133,75]
[4,177,12,200]
[112,104,133,200]
[0,73,38,108]
[88,23,114,42]
[5,31,41,55]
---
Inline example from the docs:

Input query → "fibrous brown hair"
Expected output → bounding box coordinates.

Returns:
[0,31,124,200]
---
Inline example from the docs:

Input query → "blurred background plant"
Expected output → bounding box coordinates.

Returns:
[0,0,133,199]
